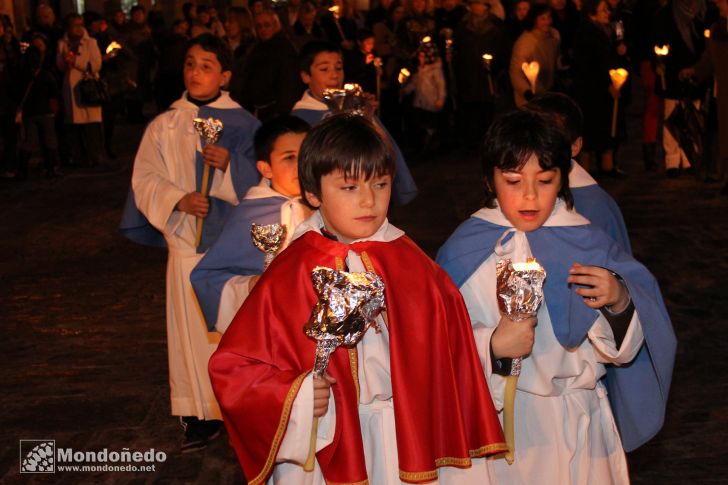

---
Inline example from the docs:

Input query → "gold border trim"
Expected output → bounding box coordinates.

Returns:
[348,348,360,403]
[249,371,310,485]
[326,479,370,485]
[398,442,509,483]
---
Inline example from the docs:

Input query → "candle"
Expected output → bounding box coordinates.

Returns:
[483,54,494,96]
[106,41,122,55]
[704,29,711,39]
[421,35,432,44]
[398,68,411,85]
[521,61,540,94]
[608,68,629,138]
[512,258,542,272]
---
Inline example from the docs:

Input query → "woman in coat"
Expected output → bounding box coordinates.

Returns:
[57,13,103,167]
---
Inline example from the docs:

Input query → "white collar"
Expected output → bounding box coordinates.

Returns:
[472,198,590,228]
[244,178,302,203]
[568,159,597,188]
[170,90,240,111]
[292,210,405,243]
[292,90,328,111]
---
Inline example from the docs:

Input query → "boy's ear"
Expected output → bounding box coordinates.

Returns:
[300,70,311,85]
[304,190,322,208]
[220,70,232,88]
[571,137,583,158]
[256,160,273,179]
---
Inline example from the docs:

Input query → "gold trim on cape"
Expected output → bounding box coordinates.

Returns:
[249,371,309,485]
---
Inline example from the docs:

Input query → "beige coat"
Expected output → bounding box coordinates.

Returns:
[509,28,561,107]
[57,30,102,124]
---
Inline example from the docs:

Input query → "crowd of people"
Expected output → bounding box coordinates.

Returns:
[0,0,725,188]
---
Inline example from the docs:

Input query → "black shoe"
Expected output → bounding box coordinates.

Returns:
[180,418,223,453]
[666,168,680,178]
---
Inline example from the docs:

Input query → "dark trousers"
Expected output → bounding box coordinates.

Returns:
[69,123,104,167]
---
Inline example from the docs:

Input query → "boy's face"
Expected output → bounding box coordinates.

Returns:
[305,169,392,243]
[301,52,344,100]
[184,45,231,100]
[494,154,561,232]
[256,132,306,198]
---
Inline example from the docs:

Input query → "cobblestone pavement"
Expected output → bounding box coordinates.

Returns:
[1,105,727,484]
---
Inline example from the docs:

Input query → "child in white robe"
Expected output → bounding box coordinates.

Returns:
[128,34,259,452]
[437,109,676,485]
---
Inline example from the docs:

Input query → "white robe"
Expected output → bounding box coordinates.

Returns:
[216,180,310,333]
[131,92,241,420]
[461,201,644,485]
[266,212,497,485]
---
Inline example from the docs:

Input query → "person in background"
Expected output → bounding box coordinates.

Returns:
[509,3,561,107]
[56,13,104,168]
[16,40,61,179]
[0,15,20,178]
[232,9,302,121]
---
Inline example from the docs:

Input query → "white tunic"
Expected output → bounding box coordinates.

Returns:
[131,92,241,420]
[461,201,644,485]
[265,212,497,485]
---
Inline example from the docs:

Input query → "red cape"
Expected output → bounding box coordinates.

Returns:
[209,231,506,484]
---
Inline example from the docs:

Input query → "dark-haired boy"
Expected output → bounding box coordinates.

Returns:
[526,92,632,253]
[209,114,506,484]
[437,109,675,483]
[191,115,312,333]
[120,33,260,452]
[291,40,418,205]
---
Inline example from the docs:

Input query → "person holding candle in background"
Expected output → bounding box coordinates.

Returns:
[679,0,728,192]
[650,0,708,177]
[453,0,510,148]
[191,115,312,334]
[208,113,507,484]
[509,3,561,107]
[119,34,260,453]
[572,0,624,177]
[437,109,676,484]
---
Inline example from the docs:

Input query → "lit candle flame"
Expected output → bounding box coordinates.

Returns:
[521,61,540,92]
[328,5,340,18]
[482,53,493,61]
[106,41,122,54]
[704,29,711,39]
[421,36,432,43]
[654,45,669,56]
[398,68,411,84]
[609,68,629,91]
[512,258,542,272]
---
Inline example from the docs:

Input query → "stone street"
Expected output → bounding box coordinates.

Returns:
[1,103,727,484]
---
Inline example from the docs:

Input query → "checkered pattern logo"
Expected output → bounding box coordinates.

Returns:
[19,440,55,473]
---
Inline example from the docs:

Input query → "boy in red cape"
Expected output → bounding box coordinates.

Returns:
[209,114,506,484]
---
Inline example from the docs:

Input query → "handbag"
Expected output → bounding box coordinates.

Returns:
[78,62,109,107]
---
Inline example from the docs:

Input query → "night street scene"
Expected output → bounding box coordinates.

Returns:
[1,0,727,483]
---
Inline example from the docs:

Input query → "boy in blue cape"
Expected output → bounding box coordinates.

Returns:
[437,109,676,484]
[119,34,259,452]
[191,115,312,333]
[290,40,418,206]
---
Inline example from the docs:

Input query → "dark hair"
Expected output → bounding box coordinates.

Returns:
[254,115,311,162]
[186,33,233,72]
[356,28,374,42]
[299,114,396,208]
[130,5,146,15]
[481,109,573,209]
[526,92,583,143]
[64,12,82,29]
[299,40,342,73]
[524,3,551,31]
